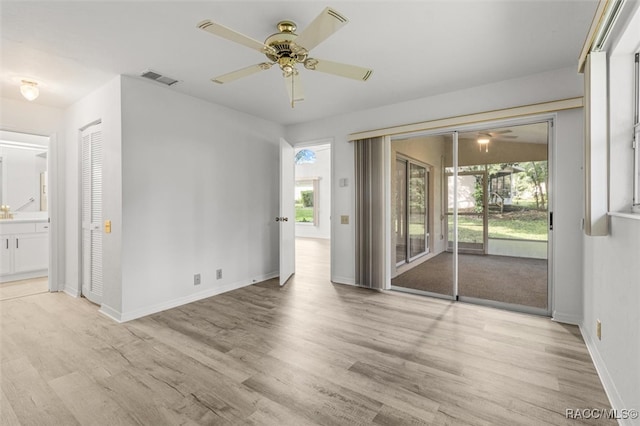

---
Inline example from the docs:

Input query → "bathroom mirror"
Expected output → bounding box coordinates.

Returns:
[0,130,49,215]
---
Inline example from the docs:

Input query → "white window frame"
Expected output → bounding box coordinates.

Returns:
[633,51,640,212]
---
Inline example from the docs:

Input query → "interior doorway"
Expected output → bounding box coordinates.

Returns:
[0,130,50,299]
[390,120,551,314]
[294,141,331,280]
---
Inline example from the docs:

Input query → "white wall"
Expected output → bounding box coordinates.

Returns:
[552,108,585,324]
[63,75,123,316]
[581,3,640,422]
[0,98,63,136]
[118,76,283,320]
[286,66,586,312]
[295,144,331,239]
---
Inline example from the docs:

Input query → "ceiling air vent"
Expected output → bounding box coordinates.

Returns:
[140,70,179,86]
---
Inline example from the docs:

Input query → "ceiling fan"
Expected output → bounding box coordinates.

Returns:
[476,130,517,152]
[197,7,373,107]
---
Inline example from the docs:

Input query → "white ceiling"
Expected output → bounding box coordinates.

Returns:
[1,1,598,126]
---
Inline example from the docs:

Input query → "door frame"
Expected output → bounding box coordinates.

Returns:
[386,114,555,317]
[0,128,59,292]
[290,137,334,279]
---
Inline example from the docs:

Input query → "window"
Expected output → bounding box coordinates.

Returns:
[295,149,316,165]
[295,178,319,225]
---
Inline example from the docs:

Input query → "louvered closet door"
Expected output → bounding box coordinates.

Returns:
[81,123,103,304]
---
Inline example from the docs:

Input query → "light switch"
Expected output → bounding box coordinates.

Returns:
[104,220,111,234]
[340,215,349,225]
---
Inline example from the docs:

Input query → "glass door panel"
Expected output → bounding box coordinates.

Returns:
[456,123,549,311]
[390,134,454,298]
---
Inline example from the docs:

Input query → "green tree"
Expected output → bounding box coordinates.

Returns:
[522,161,548,210]
[301,190,314,207]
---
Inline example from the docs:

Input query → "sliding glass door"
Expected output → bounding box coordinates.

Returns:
[390,121,551,314]
[456,123,549,311]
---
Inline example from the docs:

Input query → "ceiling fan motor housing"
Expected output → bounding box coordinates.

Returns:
[264,21,307,76]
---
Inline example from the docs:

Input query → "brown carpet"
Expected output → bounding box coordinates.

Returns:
[391,252,547,309]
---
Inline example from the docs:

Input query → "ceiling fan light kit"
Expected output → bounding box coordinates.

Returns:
[477,137,490,153]
[197,7,373,108]
[476,130,518,153]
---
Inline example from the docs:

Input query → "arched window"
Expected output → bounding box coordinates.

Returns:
[295,149,316,165]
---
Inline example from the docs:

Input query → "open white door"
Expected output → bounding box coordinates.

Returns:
[279,138,295,286]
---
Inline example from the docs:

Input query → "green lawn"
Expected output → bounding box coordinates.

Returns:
[295,206,314,223]
[451,211,548,242]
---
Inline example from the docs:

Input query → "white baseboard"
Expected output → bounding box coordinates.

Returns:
[579,325,632,426]
[551,310,582,325]
[99,304,124,323]
[63,284,80,298]
[113,272,279,323]
[331,276,356,286]
[0,269,47,283]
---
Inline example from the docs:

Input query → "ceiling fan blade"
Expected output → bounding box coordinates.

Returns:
[284,72,304,108]
[291,7,348,53]
[198,20,276,55]
[211,63,273,84]
[304,58,373,81]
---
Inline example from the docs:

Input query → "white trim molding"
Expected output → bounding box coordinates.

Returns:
[100,272,279,323]
[348,98,583,140]
[580,325,632,425]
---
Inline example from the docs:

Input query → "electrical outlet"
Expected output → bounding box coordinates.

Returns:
[194,273,201,285]
[596,319,602,340]
[216,269,222,280]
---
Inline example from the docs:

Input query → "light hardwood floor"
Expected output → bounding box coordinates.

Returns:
[1,238,614,425]
[0,277,48,301]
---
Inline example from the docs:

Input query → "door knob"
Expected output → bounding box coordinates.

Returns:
[276,217,280,222]
[275,217,289,222]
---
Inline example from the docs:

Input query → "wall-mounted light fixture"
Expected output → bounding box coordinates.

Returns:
[20,80,39,101]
